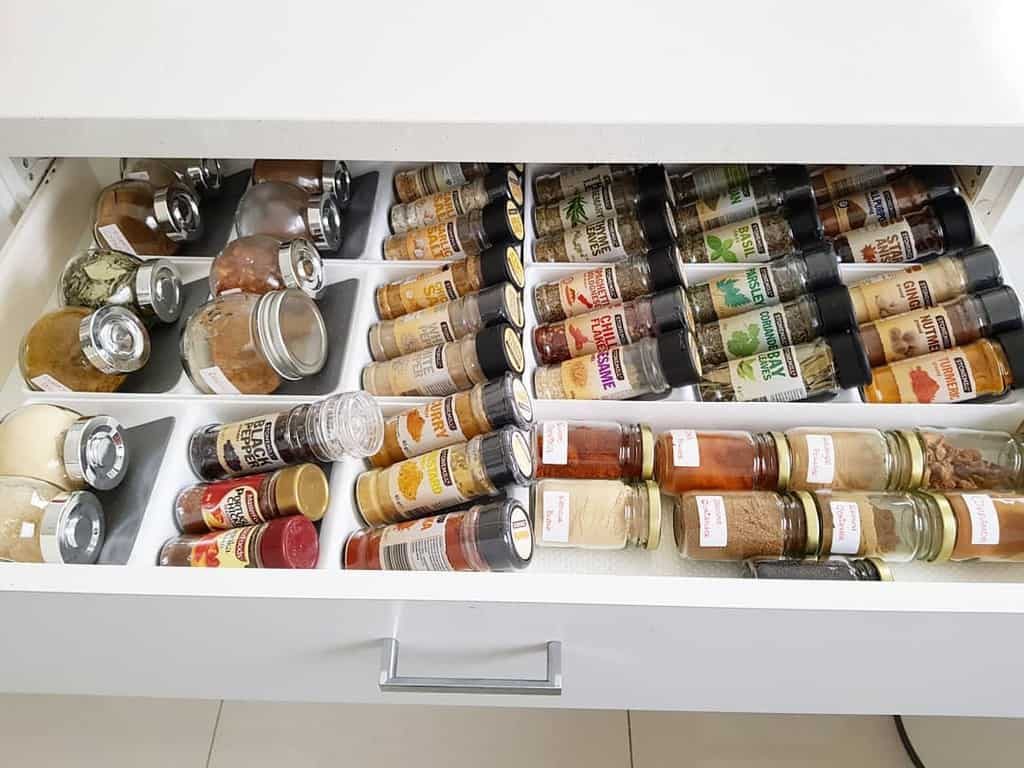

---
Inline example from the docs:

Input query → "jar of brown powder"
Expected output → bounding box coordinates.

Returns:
[94,179,202,256]
[944,491,1024,561]
[210,236,324,298]
[251,159,351,204]
[784,428,923,492]
[235,181,342,253]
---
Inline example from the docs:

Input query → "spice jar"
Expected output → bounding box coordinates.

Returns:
[158,516,318,569]
[533,245,685,324]
[58,249,183,323]
[161,158,223,197]
[391,169,523,234]
[120,158,186,191]
[533,201,676,263]
[809,165,908,203]
[235,181,342,253]
[209,236,324,298]
[532,479,661,551]
[677,198,823,264]
[0,404,128,491]
[862,329,1024,404]
[859,286,1021,368]
[533,287,693,365]
[672,491,818,561]
[667,164,772,208]
[814,490,953,562]
[355,427,533,526]
[251,159,351,204]
[94,179,202,256]
[693,285,856,368]
[180,290,327,395]
[20,306,150,393]
[533,328,701,401]
[0,477,105,564]
[369,283,524,361]
[376,245,524,320]
[533,165,672,237]
[685,247,841,325]
[833,195,974,264]
[362,324,524,397]
[188,391,383,481]
[533,421,653,480]
[533,164,640,205]
[173,464,329,535]
[744,557,891,581]
[394,162,491,203]
[848,245,1001,323]
[696,331,871,403]
[370,373,533,468]
[785,428,922,492]
[944,491,1024,562]
[654,430,789,493]
[383,199,523,260]
[911,428,1024,491]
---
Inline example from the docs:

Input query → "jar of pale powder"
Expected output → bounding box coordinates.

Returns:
[532,478,661,550]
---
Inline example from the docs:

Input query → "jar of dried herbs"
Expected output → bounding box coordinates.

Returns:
[533,164,639,205]
[654,430,789,493]
[667,164,772,208]
[910,428,1024,491]
[944,491,1024,562]
[394,162,491,203]
[785,428,922,492]
[833,195,973,264]
[533,421,653,480]
[532,478,661,550]
[210,236,324,298]
[533,201,676,263]
[0,477,105,564]
[391,169,523,233]
[809,165,908,203]
[94,179,202,256]
[252,159,351,204]
[235,181,342,253]
[384,199,523,261]
[676,198,822,264]
[59,249,183,323]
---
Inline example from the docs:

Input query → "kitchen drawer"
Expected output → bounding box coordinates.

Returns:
[2,159,1024,716]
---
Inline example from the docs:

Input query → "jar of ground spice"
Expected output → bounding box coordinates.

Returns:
[158,515,319,569]
[235,182,342,253]
[943,491,1024,562]
[162,158,223,198]
[532,478,661,551]
[834,195,974,264]
[20,306,150,393]
[533,421,653,480]
[384,199,523,261]
[910,428,1024,491]
[654,430,789,493]
[251,159,351,204]
[181,290,327,395]
[94,179,202,256]
[0,478,105,564]
[785,428,922,492]
[673,490,818,562]
[809,165,908,203]
[533,201,676,263]
[745,557,892,581]
[210,236,325,298]
[533,164,640,205]
[668,164,772,208]
[394,162,491,203]
[59,249,183,323]
[121,158,187,191]
[391,168,523,234]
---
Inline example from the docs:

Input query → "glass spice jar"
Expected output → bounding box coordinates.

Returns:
[533,421,654,480]
[58,249,183,323]
[94,179,202,256]
[120,158,186,191]
[369,283,524,361]
[654,430,789,493]
[235,181,342,253]
[533,201,676,263]
[744,557,892,581]
[533,245,686,325]
[0,477,105,564]
[20,306,150,393]
[355,427,533,526]
[370,373,533,468]
[533,164,640,205]
[809,165,908,203]
[376,244,524,320]
[362,324,524,397]
[188,391,383,481]
[124,158,223,198]
[180,290,327,395]
[667,164,772,208]
[394,162,492,203]
[910,428,1024,491]
[785,428,922,492]
[210,236,324,298]
[383,198,523,260]
[944,491,1024,562]
[158,516,319,569]
[390,168,523,234]
[672,490,819,561]
[251,159,352,204]
[532,478,661,551]
[173,463,329,535]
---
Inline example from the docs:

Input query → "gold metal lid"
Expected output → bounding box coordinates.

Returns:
[792,490,820,557]
[643,481,662,550]
[921,491,957,562]
[865,557,894,582]
[274,463,329,521]
[640,425,654,480]
[896,430,924,489]
[771,432,791,489]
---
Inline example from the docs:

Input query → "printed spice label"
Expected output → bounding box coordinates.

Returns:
[891,350,977,403]
[702,216,770,263]
[558,266,621,316]
[727,347,808,402]
[717,306,792,360]
[708,266,780,317]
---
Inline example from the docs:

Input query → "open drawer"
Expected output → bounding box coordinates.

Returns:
[2,158,1024,716]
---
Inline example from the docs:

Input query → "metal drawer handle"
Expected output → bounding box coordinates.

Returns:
[379,638,562,696]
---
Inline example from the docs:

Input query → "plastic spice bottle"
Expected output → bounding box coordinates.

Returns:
[94,179,202,256]
[376,245,524,320]
[394,162,492,203]
[745,557,892,580]
[667,164,772,208]
[809,165,909,203]
[391,169,523,234]
[533,201,676,263]
[173,464,329,535]
[235,181,342,253]
[910,428,1024,491]
[0,404,128,491]
[59,249,183,324]
[862,328,1024,404]
[533,286,693,365]
[944,491,1024,561]
[251,159,352,204]
[0,477,105,564]
[532,478,661,551]
[181,290,327,395]
[368,283,524,361]
[343,499,534,572]
[859,286,1022,368]
[654,430,789,493]
[370,374,533,468]
[20,306,150,393]
[188,391,383,481]
[533,328,702,401]
[697,331,872,403]
[158,516,319,569]
[355,427,533,526]
[848,245,1002,323]
[533,421,653,480]
[210,236,324,298]
[784,427,922,492]
[673,490,819,561]
[833,195,974,264]
[362,324,524,397]
[533,164,640,205]
[384,198,523,261]
[533,245,685,325]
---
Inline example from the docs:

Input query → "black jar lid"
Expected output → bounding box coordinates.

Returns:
[476,283,525,331]
[976,286,1023,336]
[828,330,872,390]
[472,498,533,570]
[786,196,825,247]
[957,244,1002,293]
[932,195,975,251]
[479,245,525,290]
[773,165,813,204]
[649,286,695,334]
[481,373,534,429]
[645,244,686,291]
[475,324,525,378]
[813,285,857,336]
[636,164,675,206]
[638,199,678,249]
[801,245,842,291]
[655,328,702,387]
[909,165,959,196]
[483,168,525,207]
[482,199,525,245]
[480,427,534,488]
[996,328,1024,388]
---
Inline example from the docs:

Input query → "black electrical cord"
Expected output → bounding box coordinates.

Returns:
[894,715,927,768]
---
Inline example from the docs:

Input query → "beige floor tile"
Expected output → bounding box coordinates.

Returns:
[209,702,630,768]
[899,716,1024,768]
[0,694,220,767]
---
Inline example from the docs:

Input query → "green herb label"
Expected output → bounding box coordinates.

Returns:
[691,165,750,202]
[701,215,771,263]
[563,217,629,263]
[726,346,808,402]
[558,183,618,230]
[707,266,781,319]
[694,180,757,230]
[717,306,792,361]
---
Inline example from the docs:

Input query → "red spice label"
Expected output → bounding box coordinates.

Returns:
[395,397,468,456]
[378,516,454,570]
[889,349,978,403]
[200,475,266,530]
[876,306,955,363]
[188,525,262,568]
[557,266,621,318]
[558,348,636,400]
[844,220,917,263]
[562,305,633,358]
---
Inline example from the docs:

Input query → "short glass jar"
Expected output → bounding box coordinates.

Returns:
[911,427,1024,491]
[235,181,342,252]
[532,478,661,551]
[944,491,1024,562]
[251,159,351,203]
[0,476,105,564]
[122,158,223,198]
[744,557,892,581]
[59,249,183,323]
[210,236,324,298]
[394,162,492,203]
[785,427,922,492]
[654,430,789,493]
[94,179,202,256]
[532,421,653,480]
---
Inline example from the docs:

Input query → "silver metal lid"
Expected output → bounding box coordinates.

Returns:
[322,161,351,208]
[63,415,130,490]
[153,182,203,242]
[278,239,325,298]
[134,258,183,322]
[39,491,105,564]
[255,289,327,380]
[306,192,343,251]
[188,159,223,195]
[79,305,151,374]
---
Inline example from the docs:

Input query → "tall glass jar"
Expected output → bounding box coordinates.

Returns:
[676,200,822,264]
[945,491,1024,562]
[394,162,491,203]
[533,202,676,263]
[94,179,202,256]
[390,168,523,233]
[654,430,789,493]
[210,236,324,298]
[533,164,639,205]
[833,196,973,264]
[59,249,183,323]
[784,427,922,492]
[533,421,653,480]
[909,428,1024,491]
[532,478,661,550]
[0,477,105,564]
[235,181,342,252]
[251,159,351,203]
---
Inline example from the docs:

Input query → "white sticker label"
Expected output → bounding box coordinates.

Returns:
[829,500,862,555]
[697,495,728,547]
[30,374,70,392]
[541,491,571,544]
[510,507,533,560]
[670,430,701,467]
[199,366,242,395]
[123,170,150,181]
[804,434,836,485]
[964,494,1001,545]
[541,421,569,465]
[96,223,137,255]
[19,521,35,539]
